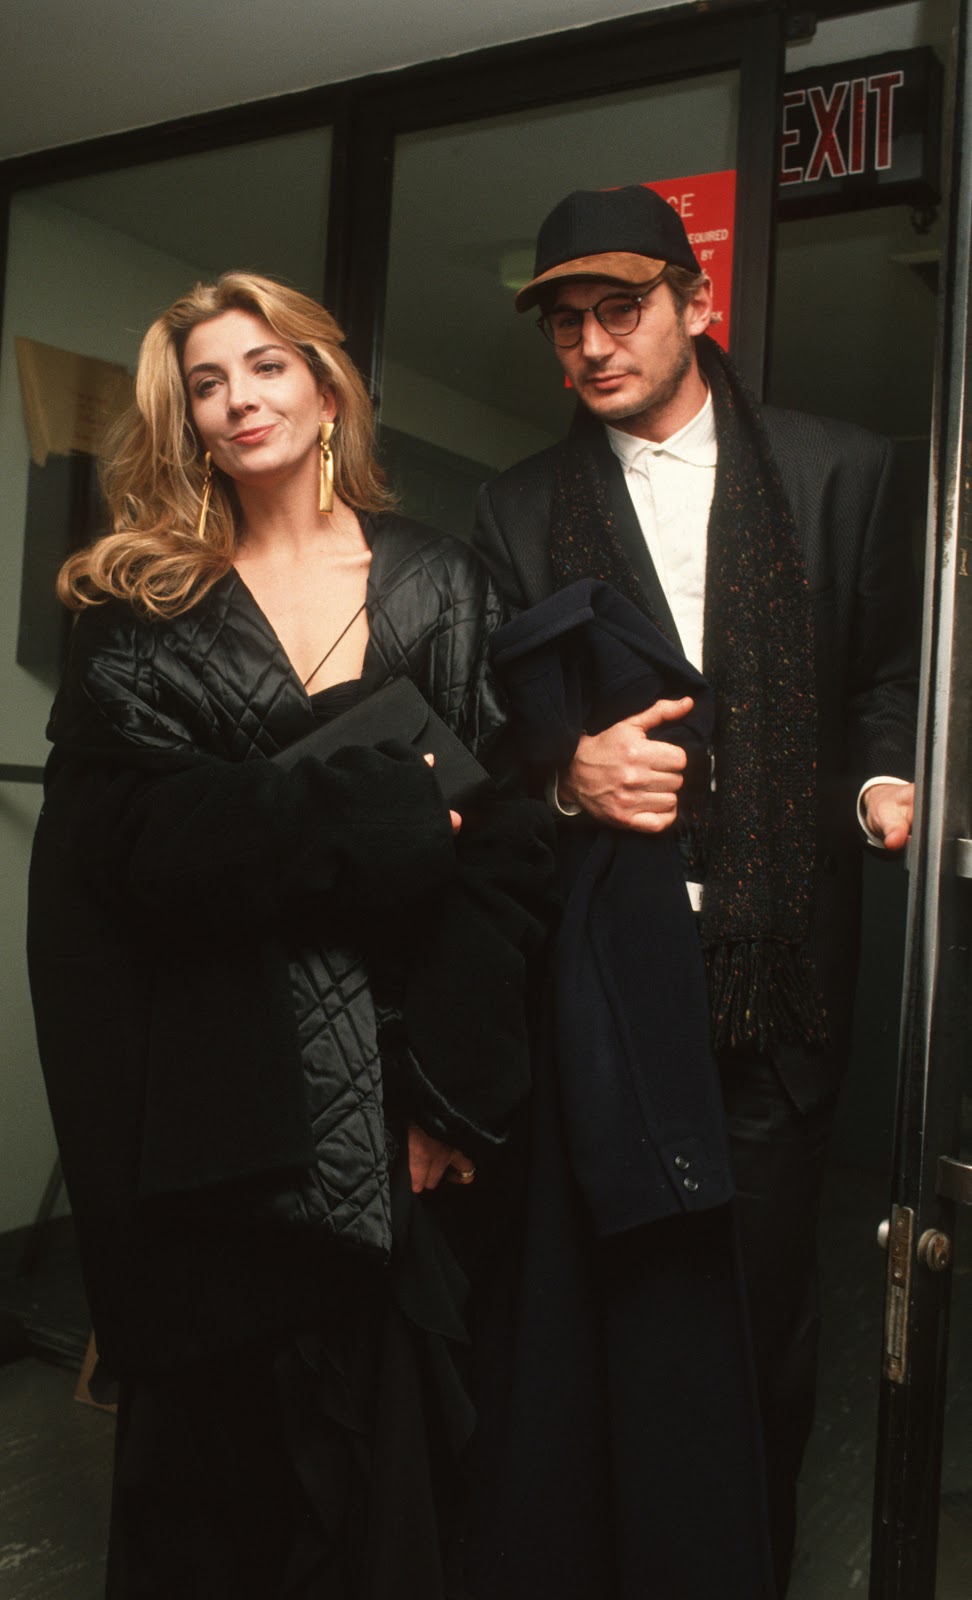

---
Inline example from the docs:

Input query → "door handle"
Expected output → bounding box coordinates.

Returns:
[880,1205,914,1383]
[937,1155,972,1205]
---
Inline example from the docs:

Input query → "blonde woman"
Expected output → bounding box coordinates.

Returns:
[28,273,553,1599]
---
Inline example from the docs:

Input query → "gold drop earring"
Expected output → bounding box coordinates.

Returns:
[319,421,335,514]
[196,451,213,541]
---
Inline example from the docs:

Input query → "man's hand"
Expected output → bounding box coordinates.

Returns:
[559,697,695,833]
[863,781,914,852]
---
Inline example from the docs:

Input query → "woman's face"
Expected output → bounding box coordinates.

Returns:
[182,307,335,490]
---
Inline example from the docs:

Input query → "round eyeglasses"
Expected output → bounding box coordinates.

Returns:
[537,281,665,349]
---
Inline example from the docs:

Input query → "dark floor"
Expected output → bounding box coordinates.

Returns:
[0,1358,113,1600]
[0,1168,970,1599]
[788,1169,972,1600]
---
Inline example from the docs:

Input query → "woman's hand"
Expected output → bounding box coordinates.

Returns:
[406,1123,475,1193]
[423,752,462,833]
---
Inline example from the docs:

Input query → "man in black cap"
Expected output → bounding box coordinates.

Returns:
[473,184,917,1593]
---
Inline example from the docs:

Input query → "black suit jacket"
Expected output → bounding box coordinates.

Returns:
[473,402,918,1107]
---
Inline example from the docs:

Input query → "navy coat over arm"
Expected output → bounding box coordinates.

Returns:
[474,402,918,1106]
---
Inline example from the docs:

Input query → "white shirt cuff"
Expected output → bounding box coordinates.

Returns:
[546,772,703,909]
[857,776,909,848]
[545,771,583,818]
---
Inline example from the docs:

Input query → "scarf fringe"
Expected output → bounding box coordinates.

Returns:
[707,939,829,1052]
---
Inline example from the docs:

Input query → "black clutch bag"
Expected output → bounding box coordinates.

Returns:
[273,676,491,808]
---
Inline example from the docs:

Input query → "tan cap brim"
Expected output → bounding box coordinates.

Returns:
[514,251,666,312]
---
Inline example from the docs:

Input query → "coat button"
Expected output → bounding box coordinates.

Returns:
[674,1156,690,1170]
[683,1176,699,1193]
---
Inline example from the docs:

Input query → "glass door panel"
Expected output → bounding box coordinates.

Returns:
[36,128,332,298]
[379,77,738,532]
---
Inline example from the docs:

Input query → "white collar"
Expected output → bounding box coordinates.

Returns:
[606,389,717,469]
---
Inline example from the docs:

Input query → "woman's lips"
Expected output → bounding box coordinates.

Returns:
[230,423,275,445]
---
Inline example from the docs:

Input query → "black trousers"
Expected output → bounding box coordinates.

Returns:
[720,1048,840,1599]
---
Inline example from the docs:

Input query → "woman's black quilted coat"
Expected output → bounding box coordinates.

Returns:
[27,515,554,1373]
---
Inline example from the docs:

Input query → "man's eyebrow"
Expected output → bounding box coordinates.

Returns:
[547,290,639,314]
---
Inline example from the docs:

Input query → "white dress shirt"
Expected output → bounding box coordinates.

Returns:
[552,395,906,854]
[606,394,717,675]
[602,395,904,851]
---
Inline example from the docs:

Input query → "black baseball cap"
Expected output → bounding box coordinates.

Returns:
[515,184,702,312]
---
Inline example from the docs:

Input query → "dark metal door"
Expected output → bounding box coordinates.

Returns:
[870,2,972,1592]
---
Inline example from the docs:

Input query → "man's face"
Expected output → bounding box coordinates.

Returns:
[543,276,712,438]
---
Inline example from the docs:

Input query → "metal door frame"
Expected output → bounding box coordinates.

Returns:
[871,0,972,1590]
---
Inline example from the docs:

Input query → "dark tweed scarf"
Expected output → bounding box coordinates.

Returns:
[548,334,826,1050]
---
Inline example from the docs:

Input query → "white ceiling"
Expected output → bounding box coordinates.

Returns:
[1,2,946,163]
[1,0,659,161]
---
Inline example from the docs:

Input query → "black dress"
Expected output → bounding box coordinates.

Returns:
[106,685,479,1600]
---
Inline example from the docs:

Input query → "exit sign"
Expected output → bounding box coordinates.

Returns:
[779,47,942,218]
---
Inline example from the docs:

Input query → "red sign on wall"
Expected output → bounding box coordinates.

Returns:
[642,171,736,352]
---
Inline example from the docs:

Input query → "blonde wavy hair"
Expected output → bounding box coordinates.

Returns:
[59,272,395,617]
